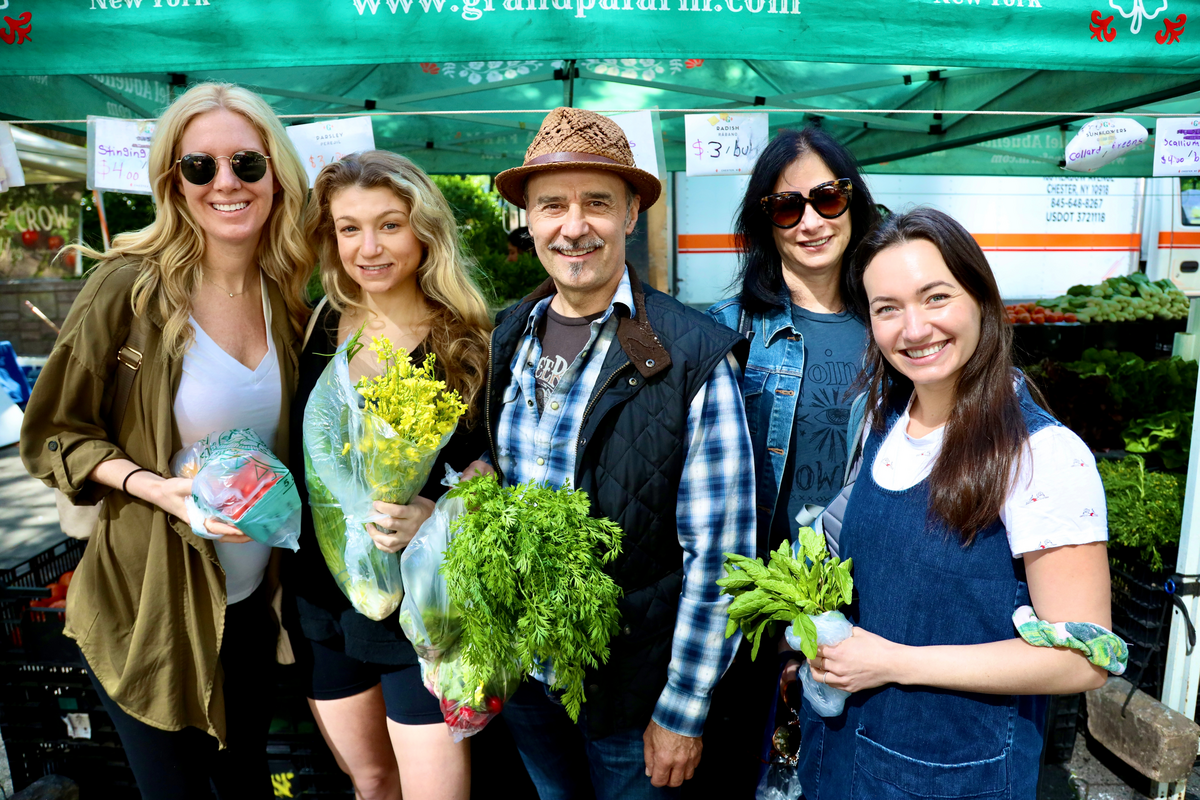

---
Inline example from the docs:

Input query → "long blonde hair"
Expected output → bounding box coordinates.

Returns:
[306,151,492,421]
[77,82,313,357]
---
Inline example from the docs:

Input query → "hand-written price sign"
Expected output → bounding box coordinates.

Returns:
[286,117,376,187]
[684,113,768,177]
[1153,118,1200,177]
[87,117,156,196]
[608,111,665,180]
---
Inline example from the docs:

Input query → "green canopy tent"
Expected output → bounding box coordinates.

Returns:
[5,5,1200,765]
[1,0,1199,175]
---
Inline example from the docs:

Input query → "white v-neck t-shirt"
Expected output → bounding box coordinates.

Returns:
[869,395,1108,558]
[174,275,281,604]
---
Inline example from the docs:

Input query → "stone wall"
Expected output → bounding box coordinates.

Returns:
[0,279,84,356]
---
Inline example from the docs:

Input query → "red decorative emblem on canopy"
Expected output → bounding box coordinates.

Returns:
[0,12,32,45]
[1089,9,1117,41]
[1156,13,1185,43]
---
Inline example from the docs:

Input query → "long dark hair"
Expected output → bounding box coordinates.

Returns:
[849,207,1043,541]
[735,127,880,314]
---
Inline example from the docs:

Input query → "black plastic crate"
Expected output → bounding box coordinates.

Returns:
[1,538,85,662]
[1109,553,1175,701]
[5,738,138,796]
[267,734,354,796]
[0,660,133,795]
[1042,693,1082,765]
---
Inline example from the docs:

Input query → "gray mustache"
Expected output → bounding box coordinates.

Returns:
[548,238,605,253]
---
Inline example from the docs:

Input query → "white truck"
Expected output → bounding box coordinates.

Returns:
[672,174,1200,305]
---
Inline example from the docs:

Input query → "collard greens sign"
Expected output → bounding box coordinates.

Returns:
[0,0,1195,76]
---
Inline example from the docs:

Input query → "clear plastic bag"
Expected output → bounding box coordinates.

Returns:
[757,755,804,800]
[398,468,517,740]
[171,429,301,551]
[786,610,853,718]
[420,654,521,743]
[302,350,455,621]
[398,467,466,661]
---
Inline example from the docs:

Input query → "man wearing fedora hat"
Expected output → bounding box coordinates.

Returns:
[484,106,756,799]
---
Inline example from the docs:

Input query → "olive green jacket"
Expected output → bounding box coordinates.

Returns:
[20,260,299,746]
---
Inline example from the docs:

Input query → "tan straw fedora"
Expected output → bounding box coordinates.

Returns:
[495,107,661,210]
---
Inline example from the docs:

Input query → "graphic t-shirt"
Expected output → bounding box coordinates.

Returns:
[535,305,604,412]
[771,305,867,549]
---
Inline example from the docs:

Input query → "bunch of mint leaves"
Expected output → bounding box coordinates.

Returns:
[440,475,623,722]
[718,527,853,660]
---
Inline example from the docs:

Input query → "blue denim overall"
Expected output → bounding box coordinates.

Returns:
[799,380,1056,800]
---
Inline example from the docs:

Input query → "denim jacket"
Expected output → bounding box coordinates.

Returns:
[706,295,805,550]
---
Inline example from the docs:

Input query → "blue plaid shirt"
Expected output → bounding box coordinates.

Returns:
[494,269,756,738]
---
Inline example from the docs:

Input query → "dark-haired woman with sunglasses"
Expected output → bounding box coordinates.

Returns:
[703,127,880,794]
[797,207,1116,799]
[22,82,312,800]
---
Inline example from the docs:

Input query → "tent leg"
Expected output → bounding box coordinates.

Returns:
[1162,296,1200,723]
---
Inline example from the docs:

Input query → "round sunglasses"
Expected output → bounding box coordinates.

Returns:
[760,178,854,229]
[175,150,271,186]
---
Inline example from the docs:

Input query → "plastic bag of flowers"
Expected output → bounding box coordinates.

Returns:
[303,334,466,621]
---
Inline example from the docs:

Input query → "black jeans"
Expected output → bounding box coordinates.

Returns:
[85,582,276,800]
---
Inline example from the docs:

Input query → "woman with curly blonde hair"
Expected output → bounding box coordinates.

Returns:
[22,82,312,799]
[286,150,492,800]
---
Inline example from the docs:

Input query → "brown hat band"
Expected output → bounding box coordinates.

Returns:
[525,151,624,167]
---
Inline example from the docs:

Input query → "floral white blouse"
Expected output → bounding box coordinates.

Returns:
[870,396,1109,558]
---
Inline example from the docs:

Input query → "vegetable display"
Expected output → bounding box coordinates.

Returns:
[171,428,302,551]
[1026,275,1190,324]
[1100,455,1185,571]
[303,335,465,621]
[1027,349,1197,461]
[440,475,624,723]
[721,530,855,717]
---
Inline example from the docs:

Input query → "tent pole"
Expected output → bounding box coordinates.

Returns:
[562,59,577,107]
[1161,298,1200,720]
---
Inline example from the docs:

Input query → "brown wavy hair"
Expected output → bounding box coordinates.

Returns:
[305,150,492,424]
[849,207,1049,541]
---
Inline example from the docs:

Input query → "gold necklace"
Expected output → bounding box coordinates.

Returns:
[202,273,254,298]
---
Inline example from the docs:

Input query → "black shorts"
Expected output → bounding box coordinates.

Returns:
[306,637,443,726]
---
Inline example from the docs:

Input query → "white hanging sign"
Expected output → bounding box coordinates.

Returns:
[87,116,156,196]
[608,111,664,180]
[1062,118,1148,173]
[0,122,25,193]
[286,117,376,187]
[684,112,768,177]
[1153,118,1200,177]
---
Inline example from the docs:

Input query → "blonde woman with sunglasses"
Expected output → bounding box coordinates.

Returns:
[22,82,312,800]
[704,128,882,794]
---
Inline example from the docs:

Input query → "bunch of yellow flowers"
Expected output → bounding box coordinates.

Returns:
[353,337,468,505]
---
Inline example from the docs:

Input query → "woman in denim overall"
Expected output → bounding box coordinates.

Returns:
[799,208,1113,799]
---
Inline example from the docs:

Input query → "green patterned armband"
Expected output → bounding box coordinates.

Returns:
[1012,605,1128,676]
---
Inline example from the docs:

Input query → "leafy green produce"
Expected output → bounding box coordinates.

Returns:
[1099,455,1185,571]
[718,528,853,660]
[440,475,623,722]
[1029,349,1197,461]
[1061,349,1198,414]
[1123,411,1192,471]
[1039,276,1189,323]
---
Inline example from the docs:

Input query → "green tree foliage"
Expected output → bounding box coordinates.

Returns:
[80,191,157,263]
[430,175,545,306]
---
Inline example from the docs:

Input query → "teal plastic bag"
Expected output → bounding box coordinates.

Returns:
[171,428,302,551]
